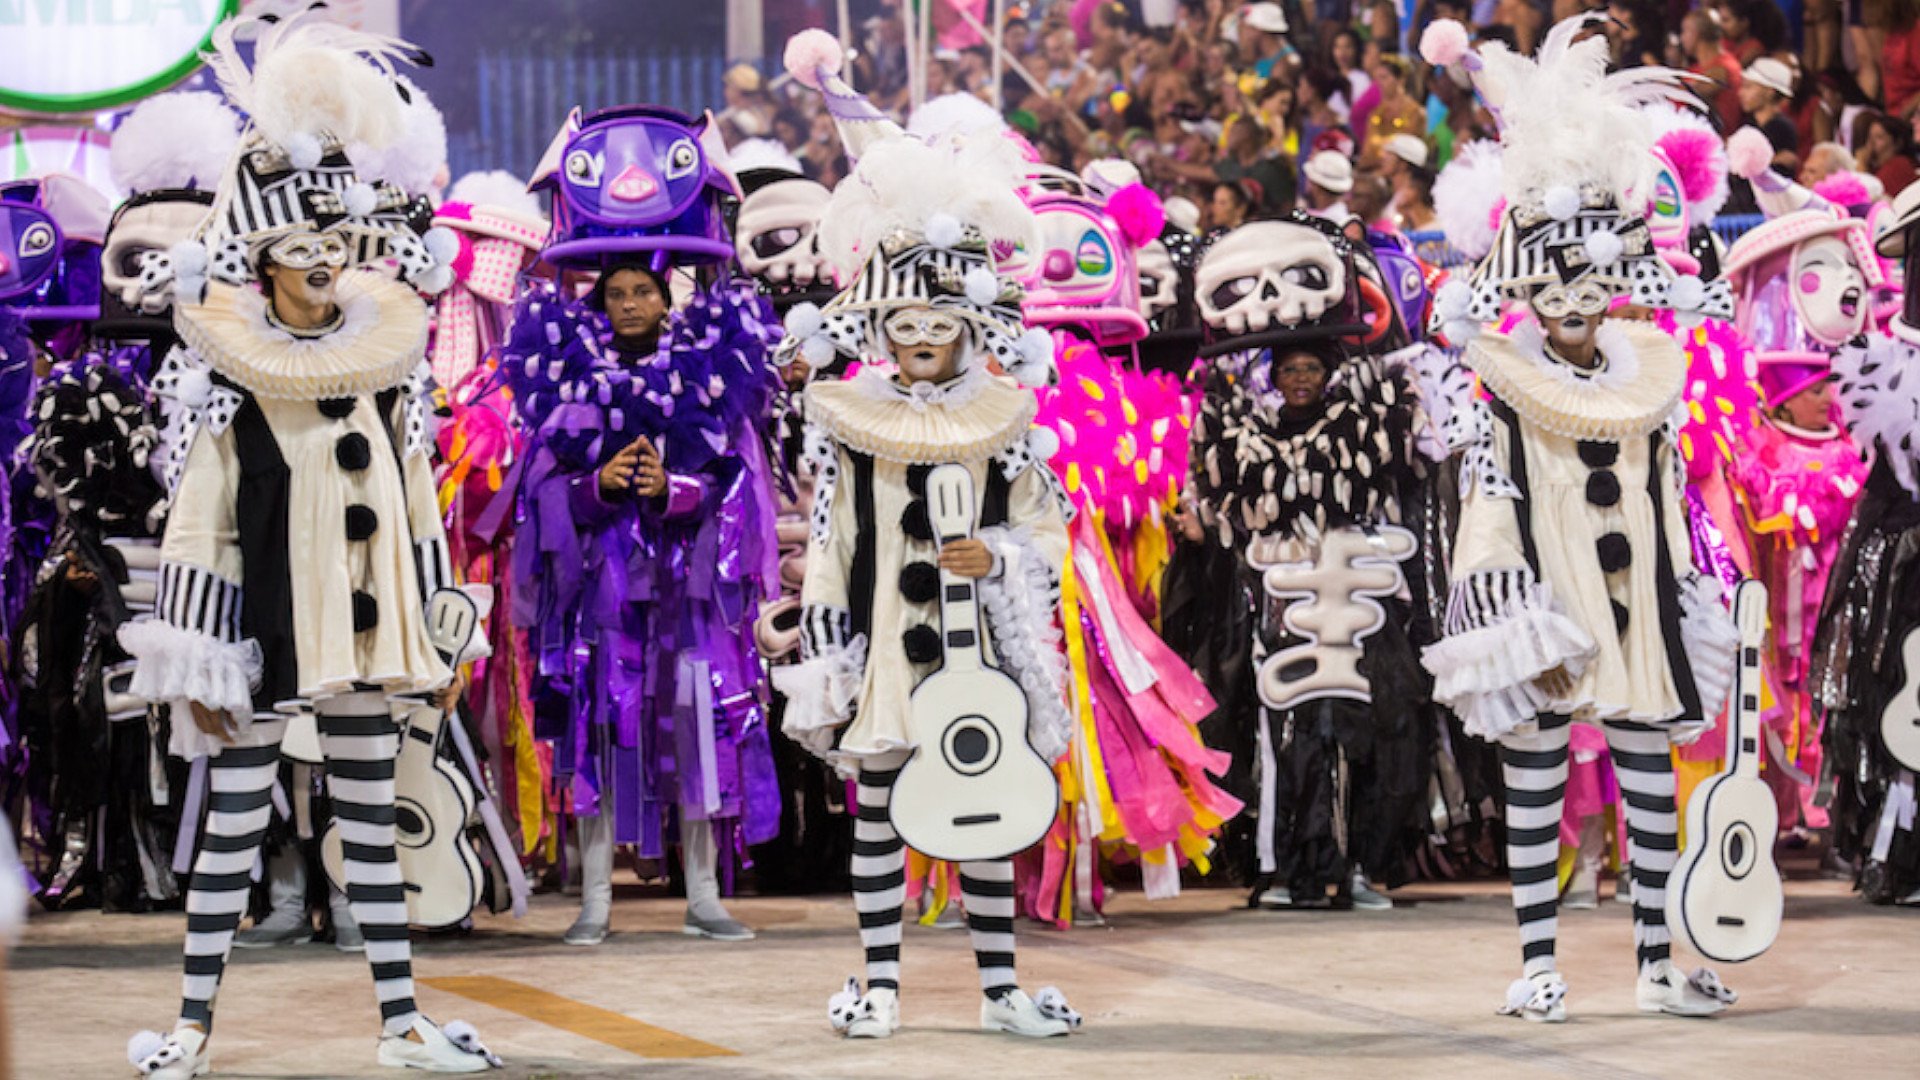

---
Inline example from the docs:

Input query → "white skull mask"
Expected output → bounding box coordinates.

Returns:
[1137,239,1179,322]
[102,195,210,315]
[736,178,836,287]
[1197,221,1347,336]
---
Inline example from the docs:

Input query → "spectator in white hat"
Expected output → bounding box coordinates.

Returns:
[1740,57,1801,175]
[1237,2,1299,80]
[1379,133,1428,185]
[1302,149,1354,222]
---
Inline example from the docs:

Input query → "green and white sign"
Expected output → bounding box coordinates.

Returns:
[0,0,240,115]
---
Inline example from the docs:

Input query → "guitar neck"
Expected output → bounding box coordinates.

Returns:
[937,553,987,674]
[1731,643,1762,779]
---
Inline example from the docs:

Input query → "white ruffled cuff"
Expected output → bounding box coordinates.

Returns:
[1678,574,1738,740]
[773,633,867,761]
[118,619,262,716]
[1423,573,1598,741]
[978,526,1073,763]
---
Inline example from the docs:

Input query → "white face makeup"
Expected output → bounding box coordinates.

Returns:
[1788,234,1869,345]
[884,306,965,384]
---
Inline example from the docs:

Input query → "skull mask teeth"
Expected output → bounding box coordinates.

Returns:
[1197,221,1347,337]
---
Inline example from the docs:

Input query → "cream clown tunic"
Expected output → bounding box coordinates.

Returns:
[1422,319,1738,742]
[777,366,1075,774]
[121,273,453,758]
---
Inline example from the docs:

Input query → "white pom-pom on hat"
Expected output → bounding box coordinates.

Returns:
[1669,273,1706,310]
[127,1030,166,1067]
[964,265,1000,306]
[1419,20,1471,67]
[784,29,844,91]
[1542,185,1581,221]
[1432,278,1473,322]
[169,240,208,277]
[1584,229,1624,268]
[924,212,964,250]
[343,182,379,217]
[1015,326,1053,367]
[784,301,825,341]
[423,225,461,265]
[801,334,837,369]
[285,131,324,171]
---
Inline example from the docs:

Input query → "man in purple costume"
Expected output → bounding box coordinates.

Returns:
[509,104,782,945]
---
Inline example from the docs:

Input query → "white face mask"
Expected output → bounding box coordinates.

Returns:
[1788,234,1869,346]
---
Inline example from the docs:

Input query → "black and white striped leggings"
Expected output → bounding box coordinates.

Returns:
[180,691,418,1035]
[1500,715,1678,976]
[851,754,1017,998]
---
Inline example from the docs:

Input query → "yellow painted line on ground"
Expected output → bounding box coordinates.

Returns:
[421,976,736,1059]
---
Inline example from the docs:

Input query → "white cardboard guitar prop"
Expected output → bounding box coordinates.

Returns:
[889,464,1060,863]
[1668,580,1784,964]
[1878,627,1920,773]
[322,588,485,929]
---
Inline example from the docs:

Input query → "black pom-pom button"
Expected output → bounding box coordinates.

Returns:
[352,590,379,633]
[1586,470,1620,508]
[900,561,941,604]
[906,464,934,497]
[901,500,934,542]
[1577,440,1619,468]
[1611,600,1630,635]
[336,432,371,471]
[345,504,378,541]
[1596,532,1632,573]
[318,398,356,419]
[902,624,942,664]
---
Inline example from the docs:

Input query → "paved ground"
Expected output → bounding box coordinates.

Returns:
[13,872,1918,1079]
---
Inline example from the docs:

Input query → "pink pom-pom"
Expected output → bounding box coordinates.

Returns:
[1106,183,1166,248]
[1726,127,1773,180]
[1813,171,1874,209]
[783,29,843,91]
[1419,20,1471,67]
[1658,129,1726,202]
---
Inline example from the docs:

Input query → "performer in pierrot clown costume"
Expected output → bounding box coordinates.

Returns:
[774,28,1083,1042]
[1419,15,1742,1022]
[117,12,498,1076]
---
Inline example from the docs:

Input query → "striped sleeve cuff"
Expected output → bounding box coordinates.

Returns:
[157,561,243,642]
[799,603,852,660]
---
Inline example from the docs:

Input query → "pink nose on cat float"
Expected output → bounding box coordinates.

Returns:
[609,165,660,203]
[1042,249,1074,282]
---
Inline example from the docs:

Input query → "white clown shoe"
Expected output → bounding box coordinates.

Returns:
[841,987,900,1039]
[128,1026,208,1079]
[981,988,1072,1038]
[1498,971,1568,1023]
[376,1017,499,1072]
[1637,961,1734,1018]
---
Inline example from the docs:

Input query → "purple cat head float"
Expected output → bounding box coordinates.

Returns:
[530,105,741,271]
[1,175,108,324]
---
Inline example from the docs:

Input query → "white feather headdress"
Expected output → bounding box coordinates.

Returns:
[1465,14,1696,212]
[1432,139,1505,262]
[110,93,242,194]
[205,8,426,159]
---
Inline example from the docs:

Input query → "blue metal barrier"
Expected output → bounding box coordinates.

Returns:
[459,47,730,181]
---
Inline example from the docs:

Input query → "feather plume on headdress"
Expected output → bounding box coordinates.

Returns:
[110,93,241,194]
[1432,139,1506,262]
[204,9,427,156]
[1464,15,1697,212]
[816,131,1036,278]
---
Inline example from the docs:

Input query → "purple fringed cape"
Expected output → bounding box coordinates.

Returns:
[502,278,784,862]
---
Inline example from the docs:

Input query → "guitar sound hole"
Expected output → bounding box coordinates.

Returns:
[953,726,990,766]
[395,799,434,849]
[1721,823,1755,879]
[941,717,1002,777]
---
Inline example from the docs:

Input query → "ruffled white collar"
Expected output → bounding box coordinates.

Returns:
[175,272,429,400]
[1468,318,1684,440]
[806,366,1037,465]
